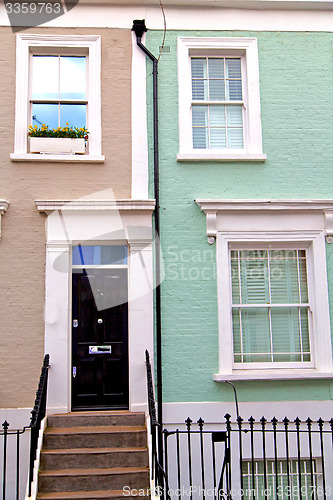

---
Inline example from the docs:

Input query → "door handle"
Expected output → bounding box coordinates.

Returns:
[89,345,112,354]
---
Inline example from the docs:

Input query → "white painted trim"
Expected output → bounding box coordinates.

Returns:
[131,32,149,199]
[13,34,102,157]
[214,371,333,381]
[177,153,267,161]
[197,199,333,212]
[195,199,333,379]
[37,198,155,413]
[10,153,105,162]
[1,3,333,31]
[32,0,333,8]
[162,401,333,424]
[35,199,156,214]
[178,37,265,161]
[0,200,9,240]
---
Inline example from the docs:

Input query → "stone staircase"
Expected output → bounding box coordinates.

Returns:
[36,411,150,499]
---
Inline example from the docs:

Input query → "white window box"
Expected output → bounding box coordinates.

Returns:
[29,137,86,155]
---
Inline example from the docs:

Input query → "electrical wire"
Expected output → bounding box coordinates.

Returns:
[157,0,167,62]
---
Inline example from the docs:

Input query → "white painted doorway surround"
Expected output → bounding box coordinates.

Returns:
[35,198,156,414]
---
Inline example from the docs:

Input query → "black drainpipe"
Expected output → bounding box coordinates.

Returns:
[132,19,163,458]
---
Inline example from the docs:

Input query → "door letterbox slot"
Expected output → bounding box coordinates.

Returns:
[89,345,112,354]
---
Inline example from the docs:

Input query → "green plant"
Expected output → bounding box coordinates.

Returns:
[28,123,89,139]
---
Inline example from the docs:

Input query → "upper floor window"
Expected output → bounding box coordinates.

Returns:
[191,57,244,149]
[31,55,87,130]
[178,37,266,162]
[11,34,104,163]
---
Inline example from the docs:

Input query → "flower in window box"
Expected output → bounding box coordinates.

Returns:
[28,124,89,154]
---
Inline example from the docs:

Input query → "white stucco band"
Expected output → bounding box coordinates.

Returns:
[35,198,155,414]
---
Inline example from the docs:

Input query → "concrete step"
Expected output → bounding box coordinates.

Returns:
[37,489,150,499]
[43,425,147,449]
[40,447,148,470]
[38,467,150,493]
[47,411,145,428]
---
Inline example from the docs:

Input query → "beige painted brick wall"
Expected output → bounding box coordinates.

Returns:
[0,27,132,408]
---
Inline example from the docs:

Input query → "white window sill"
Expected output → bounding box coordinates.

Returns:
[214,371,333,382]
[10,153,105,163]
[177,153,267,162]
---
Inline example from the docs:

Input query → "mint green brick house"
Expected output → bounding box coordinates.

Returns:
[135,0,333,461]
[135,4,333,491]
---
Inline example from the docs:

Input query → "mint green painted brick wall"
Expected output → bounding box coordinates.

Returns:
[146,30,333,403]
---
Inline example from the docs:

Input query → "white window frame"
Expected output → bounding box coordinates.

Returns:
[177,37,266,162]
[11,34,104,163]
[195,199,333,381]
[218,232,333,380]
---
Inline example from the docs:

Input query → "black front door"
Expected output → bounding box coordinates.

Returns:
[72,268,128,410]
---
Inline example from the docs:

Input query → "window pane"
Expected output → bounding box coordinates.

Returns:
[228,128,243,148]
[32,56,58,99]
[191,59,207,100]
[270,250,301,304]
[72,246,127,266]
[192,106,208,148]
[231,253,240,304]
[226,106,243,126]
[192,106,207,127]
[60,56,86,99]
[209,80,225,100]
[208,58,224,79]
[192,79,206,100]
[226,59,242,100]
[210,128,226,149]
[241,308,271,359]
[191,58,206,79]
[60,104,86,128]
[298,253,309,302]
[271,307,301,358]
[227,80,243,100]
[32,103,58,129]
[239,252,269,304]
[300,307,310,356]
[232,309,242,358]
[193,128,208,149]
[210,106,225,126]
[226,58,242,79]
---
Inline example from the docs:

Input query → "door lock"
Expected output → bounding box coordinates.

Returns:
[73,319,78,328]
[97,318,103,324]
[73,366,77,378]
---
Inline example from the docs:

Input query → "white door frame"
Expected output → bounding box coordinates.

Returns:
[35,198,156,414]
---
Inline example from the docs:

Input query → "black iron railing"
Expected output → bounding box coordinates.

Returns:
[162,414,333,500]
[28,353,50,497]
[145,350,170,499]
[0,354,49,500]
